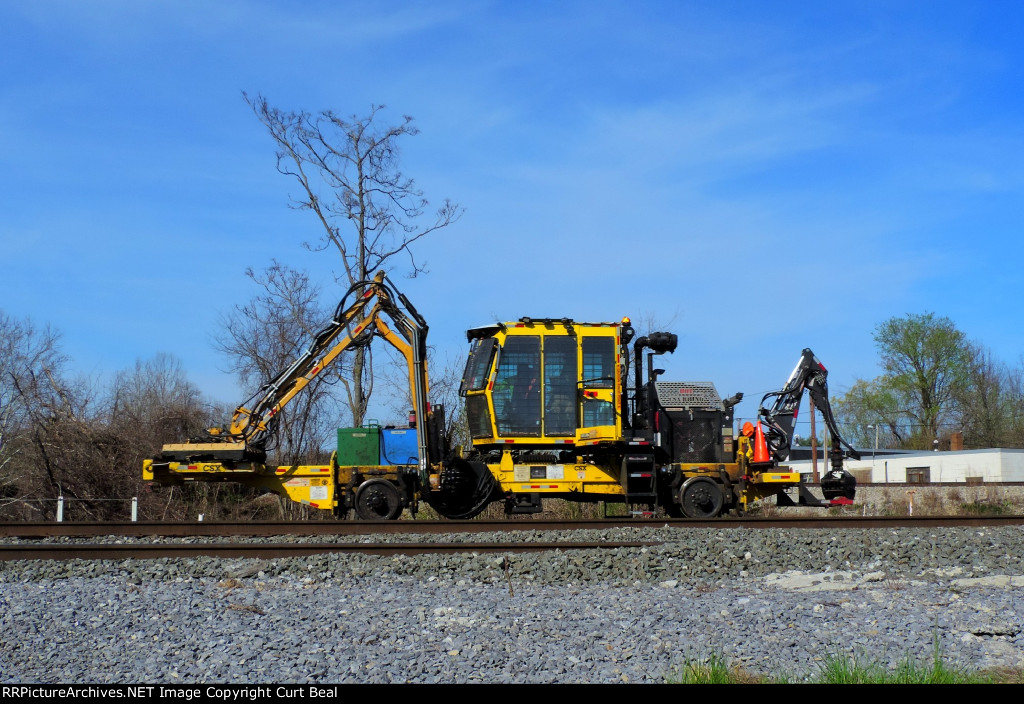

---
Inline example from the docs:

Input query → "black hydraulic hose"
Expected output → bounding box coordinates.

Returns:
[243,277,392,446]
[633,337,649,421]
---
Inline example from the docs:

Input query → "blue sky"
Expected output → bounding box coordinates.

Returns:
[2,1,1022,433]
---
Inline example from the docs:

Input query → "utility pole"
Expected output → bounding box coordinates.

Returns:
[810,396,819,483]
[868,423,878,480]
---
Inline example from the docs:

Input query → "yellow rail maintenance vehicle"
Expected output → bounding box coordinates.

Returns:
[144,273,859,521]
[458,317,859,517]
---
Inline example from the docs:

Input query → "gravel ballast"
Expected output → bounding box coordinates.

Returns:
[1,526,1023,683]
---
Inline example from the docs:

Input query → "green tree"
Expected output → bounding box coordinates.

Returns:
[873,313,972,447]
[839,313,972,450]
[835,378,912,448]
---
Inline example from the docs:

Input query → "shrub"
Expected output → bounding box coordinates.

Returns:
[960,501,1009,516]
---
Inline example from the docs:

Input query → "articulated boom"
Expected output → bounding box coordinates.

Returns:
[162,272,431,465]
[145,272,455,519]
[758,348,860,504]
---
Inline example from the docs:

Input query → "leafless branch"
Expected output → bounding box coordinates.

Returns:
[244,94,463,424]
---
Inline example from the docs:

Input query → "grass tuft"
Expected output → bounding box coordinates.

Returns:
[815,652,884,684]
[669,653,762,684]
[667,644,1012,684]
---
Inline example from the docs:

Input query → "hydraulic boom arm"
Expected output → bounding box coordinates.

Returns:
[213,271,432,467]
[758,348,861,473]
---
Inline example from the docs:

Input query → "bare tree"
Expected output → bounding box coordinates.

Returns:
[0,311,67,508]
[1005,360,1024,447]
[109,353,219,502]
[214,262,344,464]
[245,94,463,426]
[0,310,248,521]
[110,354,209,439]
[955,345,1010,448]
[951,345,1024,449]
[0,319,117,520]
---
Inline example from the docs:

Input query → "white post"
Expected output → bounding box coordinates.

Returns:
[56,496,64,522]
[868,424,878,480]
[198,513,204,522]
[131,497,138,522]
[873,424,878,475]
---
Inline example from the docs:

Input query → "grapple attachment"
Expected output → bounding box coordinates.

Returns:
[820,469,857,502]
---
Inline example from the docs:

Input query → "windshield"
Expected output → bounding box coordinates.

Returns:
[460,338,498,395]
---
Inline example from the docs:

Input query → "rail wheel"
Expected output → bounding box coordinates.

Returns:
[354,479,403,520]
[678,477,724,518]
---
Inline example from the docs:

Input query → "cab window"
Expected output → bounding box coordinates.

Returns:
[581,336,615,427]
[460,338,498,395]
[582,337,614,388]
[492,336,541,436]
[544,336,577,436]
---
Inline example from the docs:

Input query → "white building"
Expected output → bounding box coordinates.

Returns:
[784,448,1024,483]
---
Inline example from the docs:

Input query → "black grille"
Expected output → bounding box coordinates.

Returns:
[666,410,721,463]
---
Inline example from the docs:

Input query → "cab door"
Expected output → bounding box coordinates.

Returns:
[575,334,620,444]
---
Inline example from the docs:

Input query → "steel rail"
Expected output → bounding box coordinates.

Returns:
[2,515,1023,539]
[0,541,659,562]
